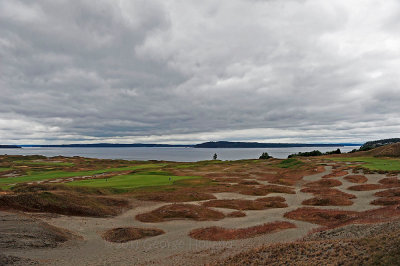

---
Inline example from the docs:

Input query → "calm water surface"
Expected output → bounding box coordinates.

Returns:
[0,146,360,162]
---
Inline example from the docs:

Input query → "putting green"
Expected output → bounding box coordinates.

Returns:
[67,173,198,189]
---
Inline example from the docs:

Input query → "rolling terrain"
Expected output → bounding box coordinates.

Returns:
[1,145,400,265]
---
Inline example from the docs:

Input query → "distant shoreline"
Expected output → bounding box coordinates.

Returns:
[0,145,21,149]
[17,141,361,149]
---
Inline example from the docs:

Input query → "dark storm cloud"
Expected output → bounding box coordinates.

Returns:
[1,0,400,144]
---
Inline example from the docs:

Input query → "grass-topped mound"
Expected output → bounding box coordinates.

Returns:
[322,170,348,178]
[133,190,216,202]
[304,179,342,188]
[189,221,296,241]
[203,199,287,210]
[302,196,353,206]
[0,191,130,217]
[135,204,225,222]
[285,206,400,228]
[301,187,356,199]
[102,227,165,243]
[348,184,385,191]
[343,175,368,183]
[284,207,358,227]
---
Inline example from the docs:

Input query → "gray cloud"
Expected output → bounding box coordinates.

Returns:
[1,0,400,144]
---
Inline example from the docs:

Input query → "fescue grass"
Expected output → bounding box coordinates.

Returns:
[135,203,225,222]
[329,157,400,171]
[14,161,75,166]
[0,191,130,217]
[102,227,165,243]
[189,221,296,241]
[0,167,12,172]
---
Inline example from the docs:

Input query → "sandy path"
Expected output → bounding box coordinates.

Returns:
[4,165,395,265]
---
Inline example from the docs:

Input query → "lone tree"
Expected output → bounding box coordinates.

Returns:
[213,153,218,160]
[259,152,272,159]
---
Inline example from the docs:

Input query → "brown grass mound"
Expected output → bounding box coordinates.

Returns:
[379,177,400,187]
[347,184,385,191]
[233,184,295,196]
[255,196,286,202]
[227,211,246,217]
[134,191,216,202]
[0,192,129,217]
[284,207,358,227]
[238,180,261,185]
[322,170,348,178]
[302,196,353,206]
[375,188,400,197]
[344,175,368,183]
[371,197,400,206]
[102,227,164,243]
[189,221,296,241]
[203,199,286,210]
[12,183,112,195]
[255,196,288,208]
[135,204,225,223]
[304,179,342,187]
[300,187,356,199]
[285,206,400,228]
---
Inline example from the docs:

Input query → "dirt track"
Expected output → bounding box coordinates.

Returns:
[1,165,398,265]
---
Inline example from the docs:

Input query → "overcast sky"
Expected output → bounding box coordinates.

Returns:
[1,0,400,144]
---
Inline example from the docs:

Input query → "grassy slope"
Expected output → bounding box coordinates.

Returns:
[14,161,75,166]
[0,164,164,188]
[329,157,400,171]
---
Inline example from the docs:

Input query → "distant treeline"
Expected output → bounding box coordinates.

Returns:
[22,143,192,148]
[194,141,357,148]
[0,145,21,149]
[288,148,341,158]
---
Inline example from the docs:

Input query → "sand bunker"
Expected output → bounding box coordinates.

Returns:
[227,211,246,217]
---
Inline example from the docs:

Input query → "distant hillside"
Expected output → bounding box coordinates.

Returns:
[360,142,400,157]
[0,145,21,149]
[21,143,192,148]
[360,138,400,151]
[194,141,358,148]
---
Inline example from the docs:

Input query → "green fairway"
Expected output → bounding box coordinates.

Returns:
[329,157,400,171]
[0,164,164,188]
[67,172,198,189]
